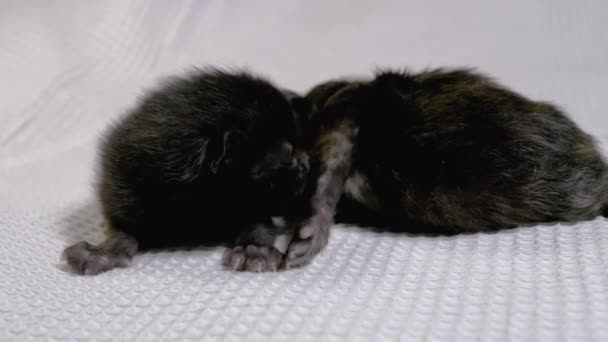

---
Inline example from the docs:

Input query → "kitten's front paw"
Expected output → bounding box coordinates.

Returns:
[62,241,132,275]
[281,215,331,269]
[222,245,283,272]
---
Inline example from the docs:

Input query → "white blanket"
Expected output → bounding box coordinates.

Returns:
[1,1,607,341]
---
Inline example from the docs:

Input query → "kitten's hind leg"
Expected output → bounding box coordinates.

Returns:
[283,119,357,269]
[62,230,138,275]
[223,221,290,272]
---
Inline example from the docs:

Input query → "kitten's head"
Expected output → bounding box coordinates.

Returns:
[206,74,312,213]
[245,90,311,207]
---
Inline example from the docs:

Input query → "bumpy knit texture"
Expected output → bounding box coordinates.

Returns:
[1,1,608,341]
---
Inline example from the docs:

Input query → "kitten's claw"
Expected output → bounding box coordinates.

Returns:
[223,245,283,272]
[282,217,330,269]
[62,241,132,275]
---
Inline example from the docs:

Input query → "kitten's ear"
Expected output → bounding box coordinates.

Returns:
[210,130,244,174]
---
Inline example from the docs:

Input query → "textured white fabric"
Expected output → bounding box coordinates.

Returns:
[1,1,608,341]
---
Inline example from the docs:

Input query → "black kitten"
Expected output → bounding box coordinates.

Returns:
[281,68,608,268]
[62,68,310,274]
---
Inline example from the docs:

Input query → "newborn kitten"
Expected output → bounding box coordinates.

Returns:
[282,68,608,268]
[62,68,310,275]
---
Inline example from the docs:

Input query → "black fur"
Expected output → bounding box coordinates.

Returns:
[63,68,310,274]
[282,68,608,268]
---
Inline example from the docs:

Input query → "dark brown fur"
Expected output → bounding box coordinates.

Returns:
[282,68,608,268]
